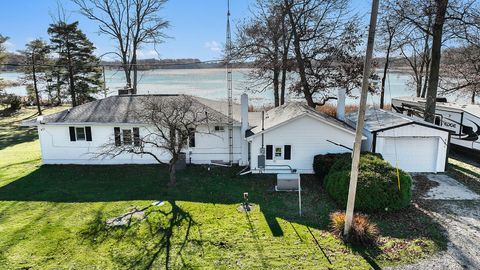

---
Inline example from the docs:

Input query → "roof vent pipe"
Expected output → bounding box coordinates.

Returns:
[337,88,346,121]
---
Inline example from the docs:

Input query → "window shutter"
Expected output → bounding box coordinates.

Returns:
[85,127,92,141]
[114,127,121,146]
[266,145,273,160]
[69,126,76,141]
[133,127,140,146]
[284,145,291,160]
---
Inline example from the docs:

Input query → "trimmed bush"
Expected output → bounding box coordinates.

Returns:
[313,153,350,185]
[330,211,379,246]
[324,153,412,212]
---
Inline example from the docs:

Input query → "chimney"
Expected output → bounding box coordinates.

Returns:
[240,93,249,166]
[337,88,346,121]
[241,93,249,132]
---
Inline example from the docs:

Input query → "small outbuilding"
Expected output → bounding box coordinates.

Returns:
[346,109,451,173]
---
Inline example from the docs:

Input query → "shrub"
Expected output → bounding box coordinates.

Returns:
[330,211,379,246]
[324,153,412,212]
[313,153,350,184]
[0,93,21,116]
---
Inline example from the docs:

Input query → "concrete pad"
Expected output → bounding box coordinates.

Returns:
[422,174,480,200]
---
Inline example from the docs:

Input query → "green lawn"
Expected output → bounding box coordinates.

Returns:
[0,107,446,269]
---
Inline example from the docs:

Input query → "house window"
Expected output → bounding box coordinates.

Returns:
[275,147,282,158]
[69,126,92,142]
[266,144,291,160]
[76,127,86,141]
[188,128,195,147]
[123,129,132,145]
[214,125,224,132]
[114,127,140,146]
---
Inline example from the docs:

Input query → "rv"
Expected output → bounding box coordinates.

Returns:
[391,96,480,152]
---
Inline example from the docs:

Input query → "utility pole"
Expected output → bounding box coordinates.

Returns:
[344,0,379,236]
[226,0,234,164]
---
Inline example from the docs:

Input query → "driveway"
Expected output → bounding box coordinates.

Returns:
[388,173,480,270]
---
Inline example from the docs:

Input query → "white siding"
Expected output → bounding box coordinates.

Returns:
[374,124,449,172]
[38,124,243,165]
[248,115,356,174]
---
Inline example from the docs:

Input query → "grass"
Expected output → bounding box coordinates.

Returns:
[0,106,447,269]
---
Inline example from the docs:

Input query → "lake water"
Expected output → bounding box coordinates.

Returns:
[0,68,468,106]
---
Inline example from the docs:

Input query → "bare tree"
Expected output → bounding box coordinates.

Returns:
[96,95,212,186]
[73,0,169,94]
[284,0,364,108]
[234,0,292,107]
[386,0,434,99]
[440,45,480,103]
[20,39,50,115]
[377,5,400,108]
[425,0,449,123]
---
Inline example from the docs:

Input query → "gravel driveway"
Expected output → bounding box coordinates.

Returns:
[388,174,480,270]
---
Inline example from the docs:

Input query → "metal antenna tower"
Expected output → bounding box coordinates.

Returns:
[226,0,233,164]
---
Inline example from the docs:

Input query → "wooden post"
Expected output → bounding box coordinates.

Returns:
[343,0,379,236]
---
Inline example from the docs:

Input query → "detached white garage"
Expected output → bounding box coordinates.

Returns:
[347,109,451,173]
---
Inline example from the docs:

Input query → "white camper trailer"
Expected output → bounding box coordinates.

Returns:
[392,97,480,152]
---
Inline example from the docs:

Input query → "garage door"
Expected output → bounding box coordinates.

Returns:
[380,137,438,172]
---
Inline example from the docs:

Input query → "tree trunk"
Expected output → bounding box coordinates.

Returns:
[421,26,431,98]
[472,90,476,104]
[132,52,138,94]
[273,68,280,107]
[380,38,392,109]
[31,52,42,116]
[55,70,62,106]
[425,0,448,123]
[285,2,315,108]
[280,67,287,105]
[416,76,423,97]
[168,161,176,187]
[66,44,77,107]
[421,61,430,98]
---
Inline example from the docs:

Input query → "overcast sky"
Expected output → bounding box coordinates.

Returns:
[0,0,371,61]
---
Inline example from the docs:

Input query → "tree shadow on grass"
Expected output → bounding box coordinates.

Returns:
[0,112,40,150]
[0,164,449,268]
[80,200,196,270]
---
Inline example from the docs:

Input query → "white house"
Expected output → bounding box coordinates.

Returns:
[23,93,363,174]
[23,94,249,166]
[246,103,361,174]
[346,109,451,173]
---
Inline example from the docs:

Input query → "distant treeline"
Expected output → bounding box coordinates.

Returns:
[0,53,252,71]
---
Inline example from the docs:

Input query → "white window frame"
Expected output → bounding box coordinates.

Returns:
[214,125,225,132]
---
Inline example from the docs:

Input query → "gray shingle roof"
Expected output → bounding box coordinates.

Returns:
[23,95,240,126]
[249,102,356,135]
[346,109,451,132]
